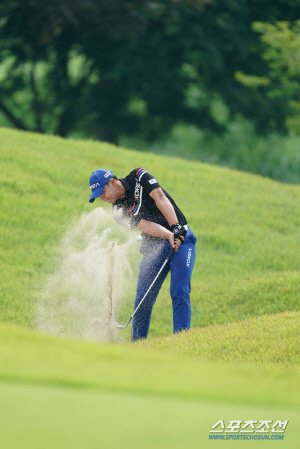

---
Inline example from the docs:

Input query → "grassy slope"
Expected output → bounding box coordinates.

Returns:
[0,127,299,338]
[2,322,298,407]
[136,311,300,373]
[1,128,299,448]
[0,323,299,449]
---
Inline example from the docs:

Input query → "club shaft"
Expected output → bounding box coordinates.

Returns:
[115,247,175,329]
[129,247,175,322]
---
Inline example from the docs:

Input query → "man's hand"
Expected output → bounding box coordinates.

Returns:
[168,233,182,251]
[136,219,184,251]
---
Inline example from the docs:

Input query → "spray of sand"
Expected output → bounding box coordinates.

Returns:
[35,207,138,342]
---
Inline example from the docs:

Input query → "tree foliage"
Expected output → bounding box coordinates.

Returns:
[1,0,300,142]
[237,20,300,133]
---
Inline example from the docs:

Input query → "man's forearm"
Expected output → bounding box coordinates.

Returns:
[153,194,178,227]
[136,219,172,239]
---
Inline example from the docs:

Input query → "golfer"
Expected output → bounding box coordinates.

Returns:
[89,168,197,340]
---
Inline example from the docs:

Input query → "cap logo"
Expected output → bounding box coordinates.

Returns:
[104,171,111,178]
[90,182,101,191]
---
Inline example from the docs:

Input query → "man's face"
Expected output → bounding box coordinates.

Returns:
[99,180,119,203]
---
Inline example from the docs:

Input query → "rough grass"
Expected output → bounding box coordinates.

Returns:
[0,322,299,408]
[0,127,299,338]
[135,311,300,373]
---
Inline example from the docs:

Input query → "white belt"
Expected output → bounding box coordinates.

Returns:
[183,225,189,230]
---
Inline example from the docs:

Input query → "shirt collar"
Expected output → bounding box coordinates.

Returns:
[120,178,131,192]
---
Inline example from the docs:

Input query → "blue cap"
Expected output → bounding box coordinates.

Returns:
[89,169,114,203]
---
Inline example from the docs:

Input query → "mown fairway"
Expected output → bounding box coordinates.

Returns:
[0,323,299,449]
[1,381,298,449]
[0,128,299,448]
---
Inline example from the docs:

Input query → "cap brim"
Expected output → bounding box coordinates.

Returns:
[89,185,105,203]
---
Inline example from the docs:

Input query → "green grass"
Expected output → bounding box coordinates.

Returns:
[0,127,299,448]
[0,127,299,337]
[1,382,298,449]
[136,311,300,373]
[2,322,299,407]
[0,322,299,449]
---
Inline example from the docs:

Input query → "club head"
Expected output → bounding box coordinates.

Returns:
[114,322,127,329]
[114,317,132,329]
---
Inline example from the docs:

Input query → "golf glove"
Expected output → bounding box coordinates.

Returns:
[171,223,187,241]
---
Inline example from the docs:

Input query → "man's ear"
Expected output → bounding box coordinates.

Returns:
[109,178,116,187]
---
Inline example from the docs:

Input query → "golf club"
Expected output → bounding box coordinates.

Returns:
[115,246,175,329]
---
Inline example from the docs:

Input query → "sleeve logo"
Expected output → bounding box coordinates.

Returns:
[149,178,157,185]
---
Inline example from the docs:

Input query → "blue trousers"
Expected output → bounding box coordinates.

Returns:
[131,228,197,341]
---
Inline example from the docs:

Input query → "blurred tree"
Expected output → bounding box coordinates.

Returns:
[236,20,300,133]
[0,0,210,141]
[1,0,300,142]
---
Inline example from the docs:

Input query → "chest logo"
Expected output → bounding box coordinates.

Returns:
[134,181,141,200]
[128,181,143,216]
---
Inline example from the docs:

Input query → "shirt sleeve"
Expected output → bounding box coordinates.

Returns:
[135,168,161,195]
